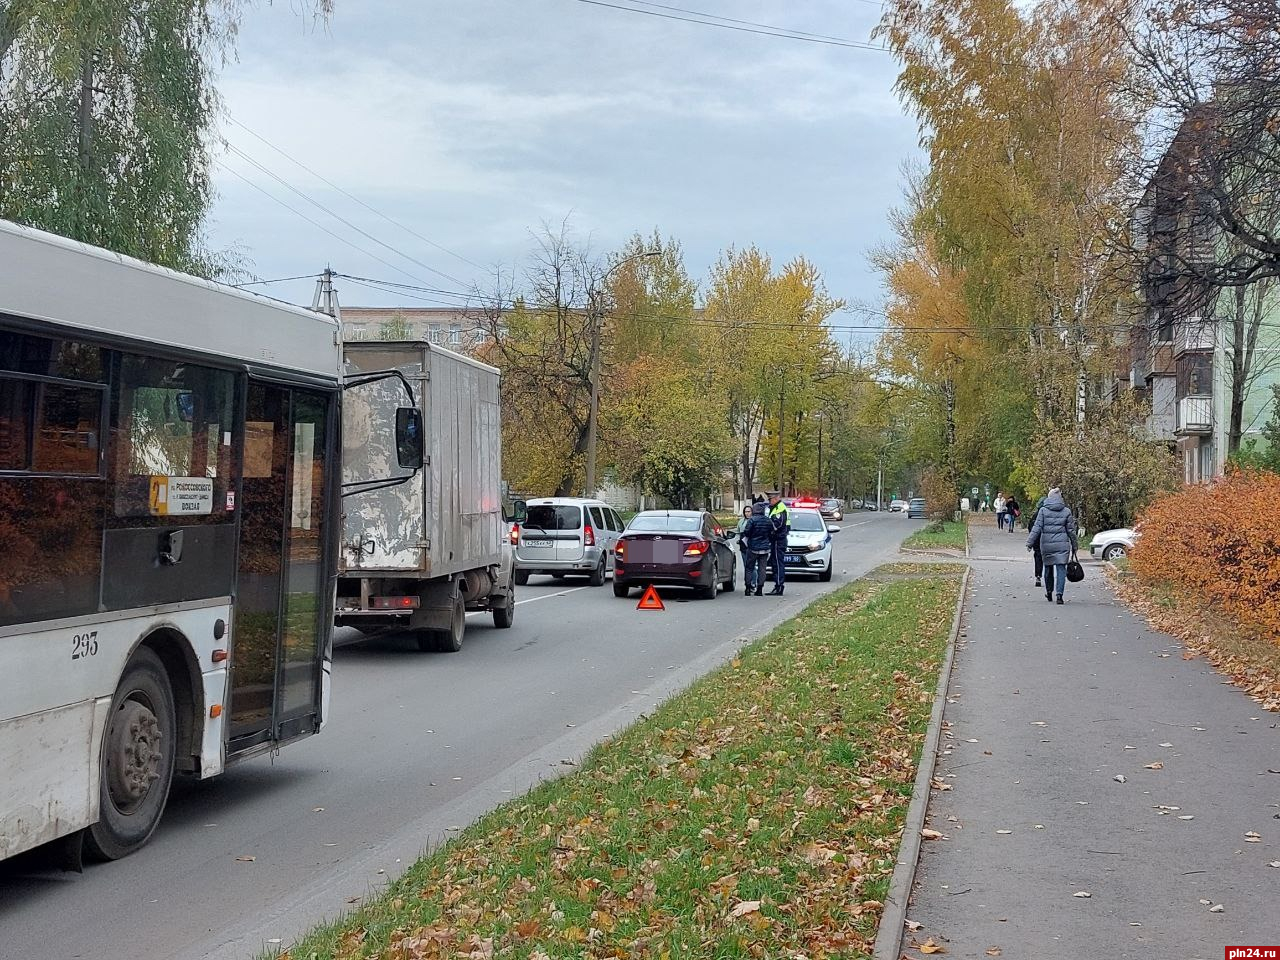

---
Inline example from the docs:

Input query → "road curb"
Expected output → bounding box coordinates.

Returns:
[871,564,971,960]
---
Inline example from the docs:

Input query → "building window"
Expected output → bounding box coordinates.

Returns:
[429,324,443,344]
[449,324,462,345]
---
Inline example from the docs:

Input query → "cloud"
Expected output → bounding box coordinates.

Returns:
[206,0,917,311]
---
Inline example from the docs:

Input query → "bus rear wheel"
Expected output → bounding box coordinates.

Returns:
[86,647,177,861]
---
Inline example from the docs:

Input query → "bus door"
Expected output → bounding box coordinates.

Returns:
[229,380,332,750]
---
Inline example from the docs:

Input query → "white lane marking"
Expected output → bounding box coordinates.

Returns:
[515,585,588,606]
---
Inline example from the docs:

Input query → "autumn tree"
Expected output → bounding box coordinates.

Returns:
[873,174,979,501]
[1016,392,1179,530]
[703,248,843,499]
[474,224,603,497]
[879,0,1138,419]
[876,0,1142,499]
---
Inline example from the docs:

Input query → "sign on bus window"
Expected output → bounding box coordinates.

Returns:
[112,356,235,520]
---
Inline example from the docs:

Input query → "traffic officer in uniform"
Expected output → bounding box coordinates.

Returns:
[766,491,790,595]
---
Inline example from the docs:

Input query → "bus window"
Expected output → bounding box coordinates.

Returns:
[110,356,235,522]
[32,381,103,475]
[0,374,105,626]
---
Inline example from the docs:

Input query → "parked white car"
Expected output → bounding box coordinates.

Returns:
[1089,527,1136,561]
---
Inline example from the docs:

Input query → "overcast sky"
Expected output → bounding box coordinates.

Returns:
[208,0,919,339]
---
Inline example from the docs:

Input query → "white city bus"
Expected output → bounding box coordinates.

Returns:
[0,220,345,863]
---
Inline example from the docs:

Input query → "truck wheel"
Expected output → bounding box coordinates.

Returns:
[514,569,529,586]
[613,580,630,598]
[492,585,515,629]
[416,592,466,652]
[86,647,177,861]
[588,556,607,587]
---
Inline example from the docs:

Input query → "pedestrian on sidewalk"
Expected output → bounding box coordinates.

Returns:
[994,492,1007,530]
[1005,494,1020,532]
[766,490,790,596]
[1026,487,1079,604]
[741,501,773,596]
[1026,495,1046,586]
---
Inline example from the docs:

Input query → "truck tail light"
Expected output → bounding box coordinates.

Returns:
[684,540,709,557]
[371,596,419,610]
[615,540,626,558]
[584,524,595,547]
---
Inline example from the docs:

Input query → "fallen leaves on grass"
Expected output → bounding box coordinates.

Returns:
[279,571,965,960]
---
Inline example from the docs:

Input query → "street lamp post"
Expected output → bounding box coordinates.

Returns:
[876,435,904,511]
[585,249,660,497]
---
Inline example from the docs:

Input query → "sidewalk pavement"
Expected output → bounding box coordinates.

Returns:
[904,519,1279,959]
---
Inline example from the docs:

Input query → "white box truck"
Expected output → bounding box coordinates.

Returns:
[335,341,515,650]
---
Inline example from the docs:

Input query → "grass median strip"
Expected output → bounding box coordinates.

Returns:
[281,564,965,960]
[901,520,967,552]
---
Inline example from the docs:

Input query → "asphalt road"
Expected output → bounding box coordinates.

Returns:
[0,513,919,960]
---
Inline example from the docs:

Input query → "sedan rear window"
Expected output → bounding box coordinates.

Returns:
[628,513,702,532]
[524,504,581,530]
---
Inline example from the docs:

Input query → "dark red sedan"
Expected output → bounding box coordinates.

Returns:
[612,510,737,600]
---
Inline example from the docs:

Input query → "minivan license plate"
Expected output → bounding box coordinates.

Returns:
[523,539,553,548]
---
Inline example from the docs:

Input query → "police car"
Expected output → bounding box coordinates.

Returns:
[768,506,837,582]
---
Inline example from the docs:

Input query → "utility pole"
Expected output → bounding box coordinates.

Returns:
[876,451,883,513]
[776,377,785,495]
[585,316,602,496]
[312,266,342,322]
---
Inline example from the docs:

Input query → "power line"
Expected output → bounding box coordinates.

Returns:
[625,0,885,36]
[567,0,888,51]
[233,273,319,288]
[224,114,487,273]
[215,163,445,287]
[224,143,467,288]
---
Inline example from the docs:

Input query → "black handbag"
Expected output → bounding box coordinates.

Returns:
[1066,556,1085,582]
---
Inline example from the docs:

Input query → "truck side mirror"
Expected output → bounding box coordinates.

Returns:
[512,499,527,523]
[395,407,424,469]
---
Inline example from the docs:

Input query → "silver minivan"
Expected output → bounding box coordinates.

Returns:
[513,497,624,586]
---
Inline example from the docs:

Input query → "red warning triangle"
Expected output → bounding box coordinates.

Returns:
[636,584,665,611]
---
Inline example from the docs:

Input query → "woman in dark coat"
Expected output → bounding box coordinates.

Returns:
[1026,487,1079,604]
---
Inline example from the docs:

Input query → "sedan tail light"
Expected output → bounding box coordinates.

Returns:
[509,523,520,545]
[584,524,596,547]
[683,540,709,557]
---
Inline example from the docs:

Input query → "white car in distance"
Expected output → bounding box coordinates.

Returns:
[1089,527,1136,561]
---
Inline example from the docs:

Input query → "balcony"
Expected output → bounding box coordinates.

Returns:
[1175,318,1214,356]
[1175,395,1212,435]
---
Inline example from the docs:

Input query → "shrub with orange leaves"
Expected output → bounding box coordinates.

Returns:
[1130,469,1280,636]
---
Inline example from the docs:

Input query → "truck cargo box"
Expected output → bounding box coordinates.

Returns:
[341,341,503,580]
